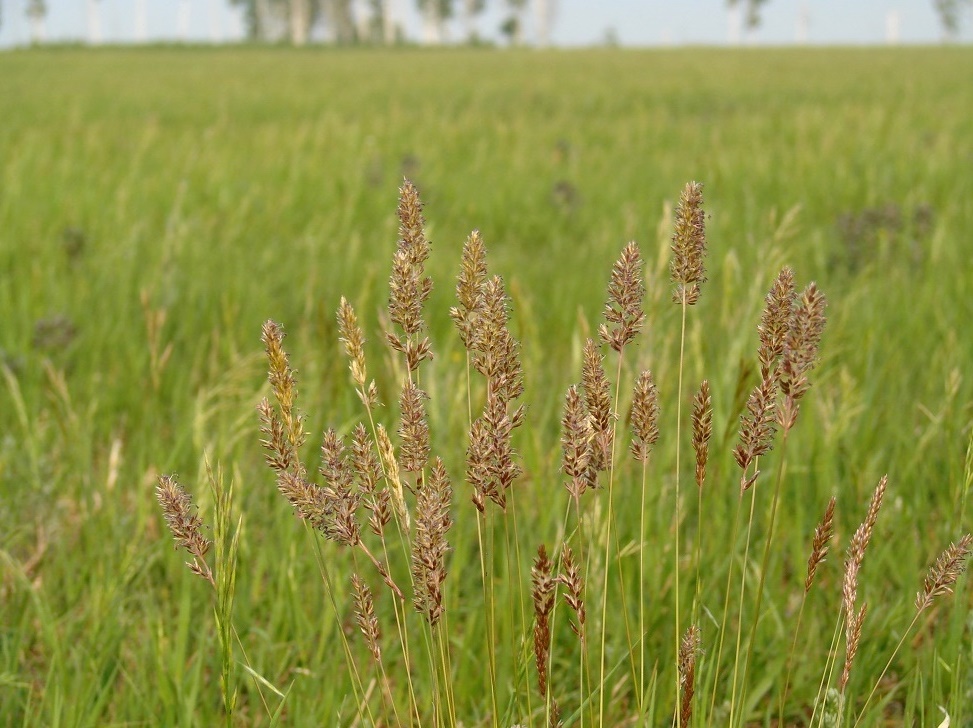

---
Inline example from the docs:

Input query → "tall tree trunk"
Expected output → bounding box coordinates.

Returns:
[422,2,441,44]
[87,0,101,45]
[290,0,310,44]
[536,0,557,47]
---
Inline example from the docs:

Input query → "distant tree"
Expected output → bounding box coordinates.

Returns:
[933,0,972,40]
[417,0,452,44]
[461,0,486,43]
[26,0,47,43]
[504,0,526,45]
[727,0,769,42]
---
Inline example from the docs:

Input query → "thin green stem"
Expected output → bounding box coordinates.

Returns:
[673,293,688,728]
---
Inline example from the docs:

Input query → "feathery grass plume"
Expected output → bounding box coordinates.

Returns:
[732,372,779,491]
[756,267,796,382]
[352,573,382,663]
[257,397,292,475]
[561,385,593,505]
[631,370,660,462]
[319,428,362,547]
[532,545,557,700]
[804,496,835,594]
[469,275,526,407]
[840,475,888,692]
[599,241,646,352]
[915,534,973,612]
[276,469,332,532]
[461,273,526,510]
[337,297,379,408]
[692,380,712,490]
[260,320,307,475]
[670,181,707,306]
[582,338,613,480]
[376,423,409,528]
[387,179,433,373]
[156,475,214,586]
[398,381,430,474]
[466,415,492,512]
[449,229,488,349]
[805,496,836,594]
[351,423,391,537]
[678,624,701,727]
[558,544,586,642]
[778,282,827,431]
[412,457,453,627]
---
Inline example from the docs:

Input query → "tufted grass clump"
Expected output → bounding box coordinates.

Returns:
[157,180,971,727]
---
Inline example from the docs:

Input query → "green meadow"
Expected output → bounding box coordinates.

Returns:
[1,46,972,726]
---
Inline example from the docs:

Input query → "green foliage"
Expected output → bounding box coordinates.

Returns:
[1,46,972,725]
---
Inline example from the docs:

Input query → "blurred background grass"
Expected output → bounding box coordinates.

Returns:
[1,46,972,724]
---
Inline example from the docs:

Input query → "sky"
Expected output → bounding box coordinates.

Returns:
[0,0,970,49]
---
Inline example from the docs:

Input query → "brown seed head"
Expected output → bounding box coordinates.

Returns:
[670,181,707,306]
[599,241,646,352]
[778,282,827,431]
[631,370,660,462]
[733,372,779,491]
[916,534,973,613]
[450,229,488,348]
[678,624,701,727]
[692,380,713,490]
[261,320,306,461]
[558,545,586,642]
[532,544,557,698]
[581,338,613,479]
[398,381,430,474]
[412,457,453,627]
[156,475,214,585]
[352,573,382,663]
[757,267,796,382]
[805,495,836,594]
[561,385,593,503]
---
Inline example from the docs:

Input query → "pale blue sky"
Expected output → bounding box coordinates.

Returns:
[0,0,969,48]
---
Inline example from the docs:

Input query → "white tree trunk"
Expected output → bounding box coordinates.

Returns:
[536,0,557,47]
[177,0,190,42]
[383,0,396,44]
[290,0,310,45]
[422,3,441,45]
[135,0,147,42]
[87,0,102,45]
[727,4,741,45]
[30,15,46,43]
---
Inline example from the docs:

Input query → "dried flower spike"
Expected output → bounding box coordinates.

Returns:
[631,370,660,462]
[778,282,827,431]
[412,458,453,626]
[805,495,836,594]
[599,241,645,352]
[532,545,557,698]
[916,534,973,612]
[670,181,707,306]
[678,624,701,727]
[352,573,382,663]
[558,545,586,642]
[582,338,613,480]
[757,267,796,382]
[692,380,712,490]
[156,475,214,586]
[561,385,593,503]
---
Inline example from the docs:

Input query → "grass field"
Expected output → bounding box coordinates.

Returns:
[1,45,972,726]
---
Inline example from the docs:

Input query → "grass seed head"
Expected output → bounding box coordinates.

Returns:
[670,181,707,306]
[599,240,646,352]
